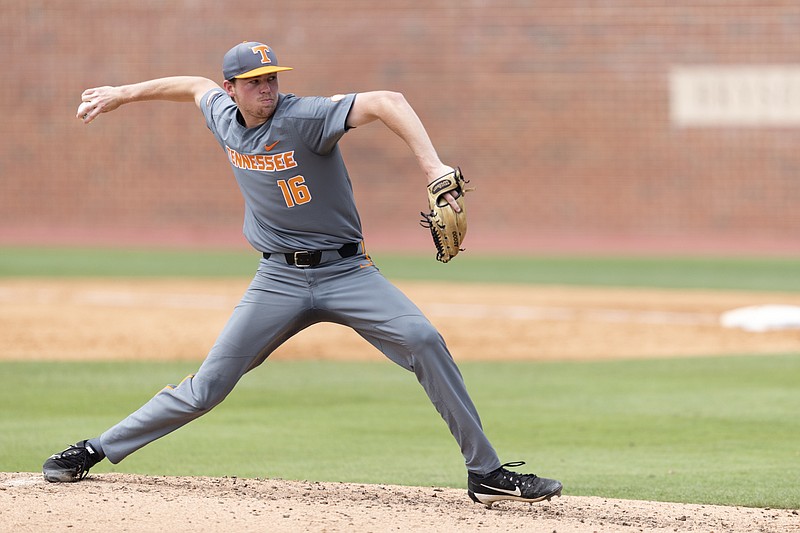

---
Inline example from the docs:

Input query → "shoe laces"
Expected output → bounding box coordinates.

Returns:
[57,443,96,480]
[497,461,539,488]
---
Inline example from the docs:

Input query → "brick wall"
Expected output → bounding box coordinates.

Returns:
[3,1,799,254]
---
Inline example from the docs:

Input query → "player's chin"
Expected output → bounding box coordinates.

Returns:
[255,105,276,118]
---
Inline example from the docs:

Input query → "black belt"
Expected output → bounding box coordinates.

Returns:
[263,242,360,268]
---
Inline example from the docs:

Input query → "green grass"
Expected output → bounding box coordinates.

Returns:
[3,355,798,509]
[377,253,800,292]
[2,246,800,291]
[0,247,260,278]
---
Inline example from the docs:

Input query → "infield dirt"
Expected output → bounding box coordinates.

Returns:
[2,278,799,362]
[1,278,799,532]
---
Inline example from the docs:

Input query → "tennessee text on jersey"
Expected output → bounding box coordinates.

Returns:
[225,146,297,172]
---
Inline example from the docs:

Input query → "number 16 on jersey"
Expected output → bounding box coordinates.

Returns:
[277,176,311,207]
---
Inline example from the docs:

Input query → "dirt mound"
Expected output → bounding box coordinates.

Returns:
[2,472,797,532]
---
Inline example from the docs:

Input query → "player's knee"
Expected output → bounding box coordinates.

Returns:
[403,317,446,352]
[169,375,231,414]
[188,392,226,413]
[194,383,233,412]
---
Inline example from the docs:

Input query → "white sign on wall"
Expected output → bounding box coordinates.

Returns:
[670,65,800,127]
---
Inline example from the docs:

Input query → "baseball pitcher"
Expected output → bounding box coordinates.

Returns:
[43,41,562,508]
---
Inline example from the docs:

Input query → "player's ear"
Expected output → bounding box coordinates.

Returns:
[223,79,237,102]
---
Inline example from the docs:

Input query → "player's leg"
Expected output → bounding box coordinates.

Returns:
[43,261,313,481]
[313,256,501,475]
[313,255,562,506]
[98,262,316,462]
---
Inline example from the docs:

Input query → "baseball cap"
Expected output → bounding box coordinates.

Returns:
[223,41,293,80]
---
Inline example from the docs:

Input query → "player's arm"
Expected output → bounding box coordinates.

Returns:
[346,90,461,211]
[76,76,220,124]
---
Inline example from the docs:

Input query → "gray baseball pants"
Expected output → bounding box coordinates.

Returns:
[98,252,502,475]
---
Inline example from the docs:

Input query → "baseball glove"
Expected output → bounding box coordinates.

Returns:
[420,167,471,263]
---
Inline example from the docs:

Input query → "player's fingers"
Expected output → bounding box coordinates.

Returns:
[443,191,461,212]
[80,89,98,103]
[77,88,109,122]
[76,101,90,119]
[76,101,98,124]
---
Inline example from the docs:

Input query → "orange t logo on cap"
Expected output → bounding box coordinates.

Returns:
[251,45,273,65]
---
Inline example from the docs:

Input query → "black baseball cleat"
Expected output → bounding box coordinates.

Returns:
[42,440,102,482]
[468,461,562,508]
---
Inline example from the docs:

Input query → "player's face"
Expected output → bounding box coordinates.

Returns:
[225,74,280,127]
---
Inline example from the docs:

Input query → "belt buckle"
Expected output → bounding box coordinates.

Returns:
[293,251,314,268]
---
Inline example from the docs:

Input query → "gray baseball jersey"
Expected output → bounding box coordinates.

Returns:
[202,89,362,252]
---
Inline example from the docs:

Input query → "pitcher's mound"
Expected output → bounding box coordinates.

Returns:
[1,472,796,532]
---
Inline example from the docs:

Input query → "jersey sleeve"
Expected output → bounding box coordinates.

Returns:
[287,94,356,155]
[200,88,233,137]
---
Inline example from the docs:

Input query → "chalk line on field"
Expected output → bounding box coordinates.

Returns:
[423,303,719,326]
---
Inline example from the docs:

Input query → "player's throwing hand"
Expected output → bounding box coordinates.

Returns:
[76,86,121,123]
